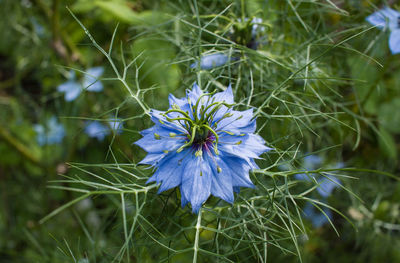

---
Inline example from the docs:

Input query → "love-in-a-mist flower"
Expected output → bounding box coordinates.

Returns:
[366,7,400,54]
[303,202,332,228]
[190,53,230,70]
[295,155,342,198]
[135,83,271,213]
[233,17,265,49]
[34,117,65,146]
[57,67,104,101]
[84,118,123,141]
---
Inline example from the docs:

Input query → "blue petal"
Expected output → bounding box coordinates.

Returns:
[108,118,123,134]
[303,155,323,170]
[180,186,189,208]
[150,149,191,193]
[205,154,234,204]
[366,10,390,29]
[135,125,186,154]
[366,7,400,30]
[149,110,188,133]
[138,153,167,166]
[168,93,190,110]
[83,67,104,92]
[33,124,46,146]
[251,17,264,37]
[208,85,234,121]
[216,109,256,134]
[57,81,82,101]
[389,30,400,54]
[84,121,109,141]
[191,53,229,70]
[219,152,255,188]
[317,175,341,198]
[34,117,65,145]
[295,173,314,181]
[186,83,203,105]
[303,203,332,228]
[181,156,212,213]
[219,133,271,160]
[211,84,234,104]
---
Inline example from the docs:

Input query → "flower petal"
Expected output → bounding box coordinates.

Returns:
[219,152,255,188]
[366,10,390,29]
[135,125,186,154]
[191,53,230,70]
[205,154,234,204]
[181,156,212,213]
[57,81,82,101]
[389,30,400,54]
[152,149,191,193]
[219,133,271,160]
[83,67,104,92]
[317,175,341,198]
[303,203,332,228]
[84,121,109,141]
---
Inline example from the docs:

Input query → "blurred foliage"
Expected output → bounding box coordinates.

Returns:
[0,0,399,262]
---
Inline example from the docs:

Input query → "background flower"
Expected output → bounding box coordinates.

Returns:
[366,7,400,54]
[33,116,65,146]
[190,53,230,70]
[84,118,123,141]
[57,67,104,101]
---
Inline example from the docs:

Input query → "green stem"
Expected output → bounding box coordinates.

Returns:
[0,126,41,165]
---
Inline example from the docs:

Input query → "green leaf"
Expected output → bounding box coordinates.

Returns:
[378,126,398,160]
[378,98,400,134]
[95,1,166,25]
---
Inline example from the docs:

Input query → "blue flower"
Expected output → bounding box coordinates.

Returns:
[57,67,104,101]
[34,117,65,146]
[135,83,272,213]
[84,118,123,141]
[295,156,342,198]
[366,7,400,54]
[190,53,230,70]
[303,202,332,228]
[239,17,265,38]
[294,155,323,181]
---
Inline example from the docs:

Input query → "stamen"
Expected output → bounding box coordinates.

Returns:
[193,91,218,121]
[164,109,191,119]
[195,148,203,157]
[177,125,197,153]
[217,166,222,173]
[154,133,161,140]
[169,132,177,137]
[201,124,219,155]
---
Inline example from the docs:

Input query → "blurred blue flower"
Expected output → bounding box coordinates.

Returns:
[135,83,272,213]
[303,202,332,228]
[84,121,109,141]
[366,7,400,54]
[239,17,265,38]
[295,155,342,198]
[190,53,230,70]
[108,118,124,134]
[82,67,104,92]
[34,117,65,146]
[57,67,104,101]
[84,118,123,141]
[294,155,322,181]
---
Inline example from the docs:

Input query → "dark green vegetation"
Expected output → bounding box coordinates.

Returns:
[0,0,399,262]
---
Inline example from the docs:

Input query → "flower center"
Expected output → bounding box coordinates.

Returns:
[193,126,210,145]
[162,87,235,156]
